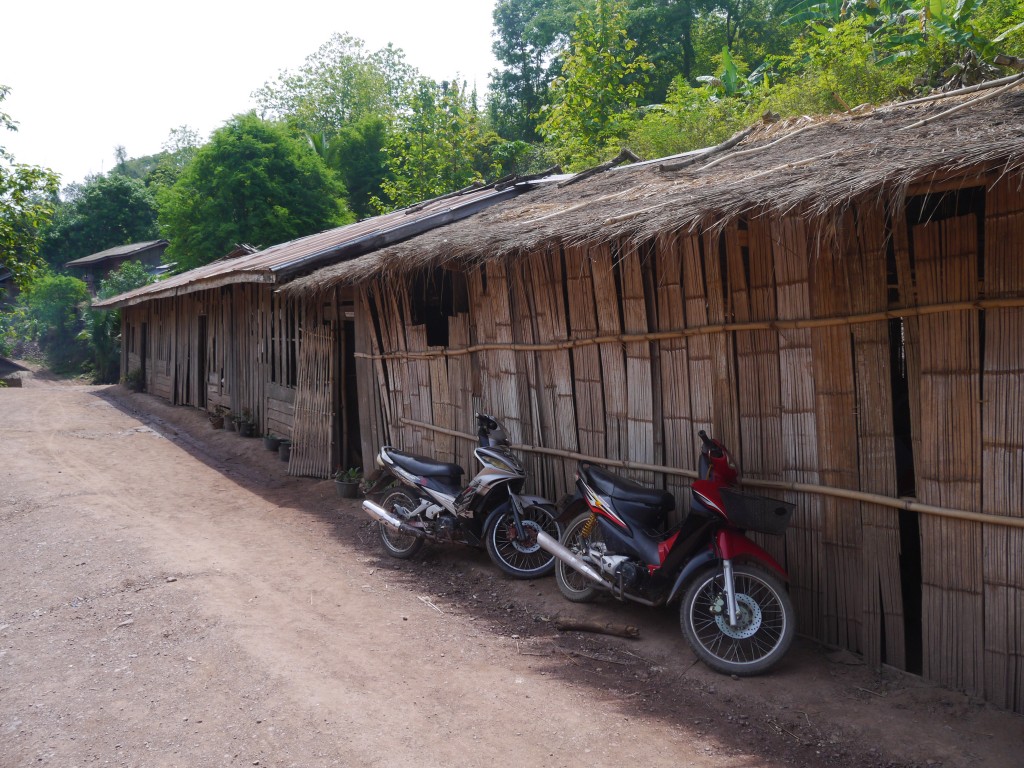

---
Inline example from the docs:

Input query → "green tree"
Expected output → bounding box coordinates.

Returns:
[158,113,353,271]
[0,85,60,289]
[39,174,159,268]
[254,33,416,136]
[83,261,155,383]
[374,79,495,211]
[21,272,90,373]
[538,0,652,170]
[488,0,581,142]
[307,115,390,220]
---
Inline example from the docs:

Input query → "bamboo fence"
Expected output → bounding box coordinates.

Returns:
[355,172,1024,714]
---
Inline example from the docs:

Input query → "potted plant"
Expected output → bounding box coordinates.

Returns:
[209,405,228,430]
[334,467,362,498]
[263,432,281,451]
[237,408,256,437]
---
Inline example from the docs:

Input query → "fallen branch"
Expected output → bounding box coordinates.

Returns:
[554,617,640,639]
[658,125,757,172]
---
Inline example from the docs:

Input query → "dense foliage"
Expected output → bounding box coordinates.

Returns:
[0,85,60,290]
[158,113,353,271]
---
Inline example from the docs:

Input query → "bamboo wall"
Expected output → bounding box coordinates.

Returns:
[356,173,1024,713]
[120,283,343,479]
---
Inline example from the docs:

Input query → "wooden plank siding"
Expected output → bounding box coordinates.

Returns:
[356,177,1024,714]
[117,282,338,473]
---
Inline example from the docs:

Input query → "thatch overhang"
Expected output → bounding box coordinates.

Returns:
[92,182,534,309]
[285,79,1024,297]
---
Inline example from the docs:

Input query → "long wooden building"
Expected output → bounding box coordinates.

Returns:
[286,83,1024,712]
[103,81,1024,713]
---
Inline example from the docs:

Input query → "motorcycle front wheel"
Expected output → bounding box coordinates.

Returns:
[485,504,561,579]
[377,488,424,560]
[680,564,794,676]
[554,512,604,603]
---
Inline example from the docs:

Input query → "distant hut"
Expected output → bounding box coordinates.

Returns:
[65,240,170,295]
[286,82,1024,712]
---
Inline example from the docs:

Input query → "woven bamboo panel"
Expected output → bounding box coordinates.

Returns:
[590,244,630,464]
[845,201,904,670]
[518,250,577,493]
[809,219,863,654]
[289,326,335,478]
[730,219,783,478]
[619,243,656,488]
[653,233,694,509]
[981,174,1024,711]
[446,311,477,475]
[906,211,984,696]
[565,245,607,463]
[771,215,824,641]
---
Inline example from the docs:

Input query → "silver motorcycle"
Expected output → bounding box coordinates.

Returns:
[361,413,561,578]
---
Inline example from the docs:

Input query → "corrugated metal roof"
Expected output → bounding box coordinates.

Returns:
[93,185,521,308]
[65,240,169,267]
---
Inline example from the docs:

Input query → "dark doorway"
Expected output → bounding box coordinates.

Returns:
[197,316,208,409]
[140,322,148,393]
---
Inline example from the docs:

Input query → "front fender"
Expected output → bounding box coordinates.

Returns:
[716,529,788,581]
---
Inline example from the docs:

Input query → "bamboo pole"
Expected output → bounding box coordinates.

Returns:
[353,297,1024,362]
[398,417,1024,530]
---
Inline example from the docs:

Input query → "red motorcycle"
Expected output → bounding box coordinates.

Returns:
[537,430,796,676]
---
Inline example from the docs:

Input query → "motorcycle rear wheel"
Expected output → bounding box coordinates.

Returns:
[377,488,424,560]
[484,504,561,579]
[554,512,604,603]
[680,564,794,676]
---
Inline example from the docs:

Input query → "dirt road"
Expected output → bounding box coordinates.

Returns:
[1,376,1020,767]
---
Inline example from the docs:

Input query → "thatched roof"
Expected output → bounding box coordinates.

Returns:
[286,78,1024,296]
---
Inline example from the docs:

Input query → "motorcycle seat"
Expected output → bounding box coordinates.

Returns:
[581,463,675,512]
[384,447,465,480]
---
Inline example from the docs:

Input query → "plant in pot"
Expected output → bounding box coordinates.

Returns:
[334,467,362,498]
[263,432,281,451]
[208,405,228,430]
[237,408,256,437]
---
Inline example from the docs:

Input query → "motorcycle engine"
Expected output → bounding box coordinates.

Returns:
[435,515,457,540]
[599,554,643,588]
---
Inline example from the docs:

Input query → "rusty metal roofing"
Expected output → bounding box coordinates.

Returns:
[93,185,523,309]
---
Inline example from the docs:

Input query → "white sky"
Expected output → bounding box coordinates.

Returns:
[1,0,500,188]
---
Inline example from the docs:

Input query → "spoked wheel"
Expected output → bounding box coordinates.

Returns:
[485,504,561,579]
[680,564,794,676]
[554,511,604,602]
[377,488,424,560]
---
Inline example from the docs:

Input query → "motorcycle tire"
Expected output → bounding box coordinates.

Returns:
[484,504,561,580]
[680,563,795,676]
[553,511,604,603]
[376,487,424,560]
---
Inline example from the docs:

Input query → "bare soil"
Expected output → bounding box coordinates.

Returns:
[1,368,1020,767]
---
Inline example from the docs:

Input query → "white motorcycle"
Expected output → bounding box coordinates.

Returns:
[361,413,561,578]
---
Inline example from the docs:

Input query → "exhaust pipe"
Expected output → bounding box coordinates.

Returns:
[536,531,607,587]
[363,498,405,531]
